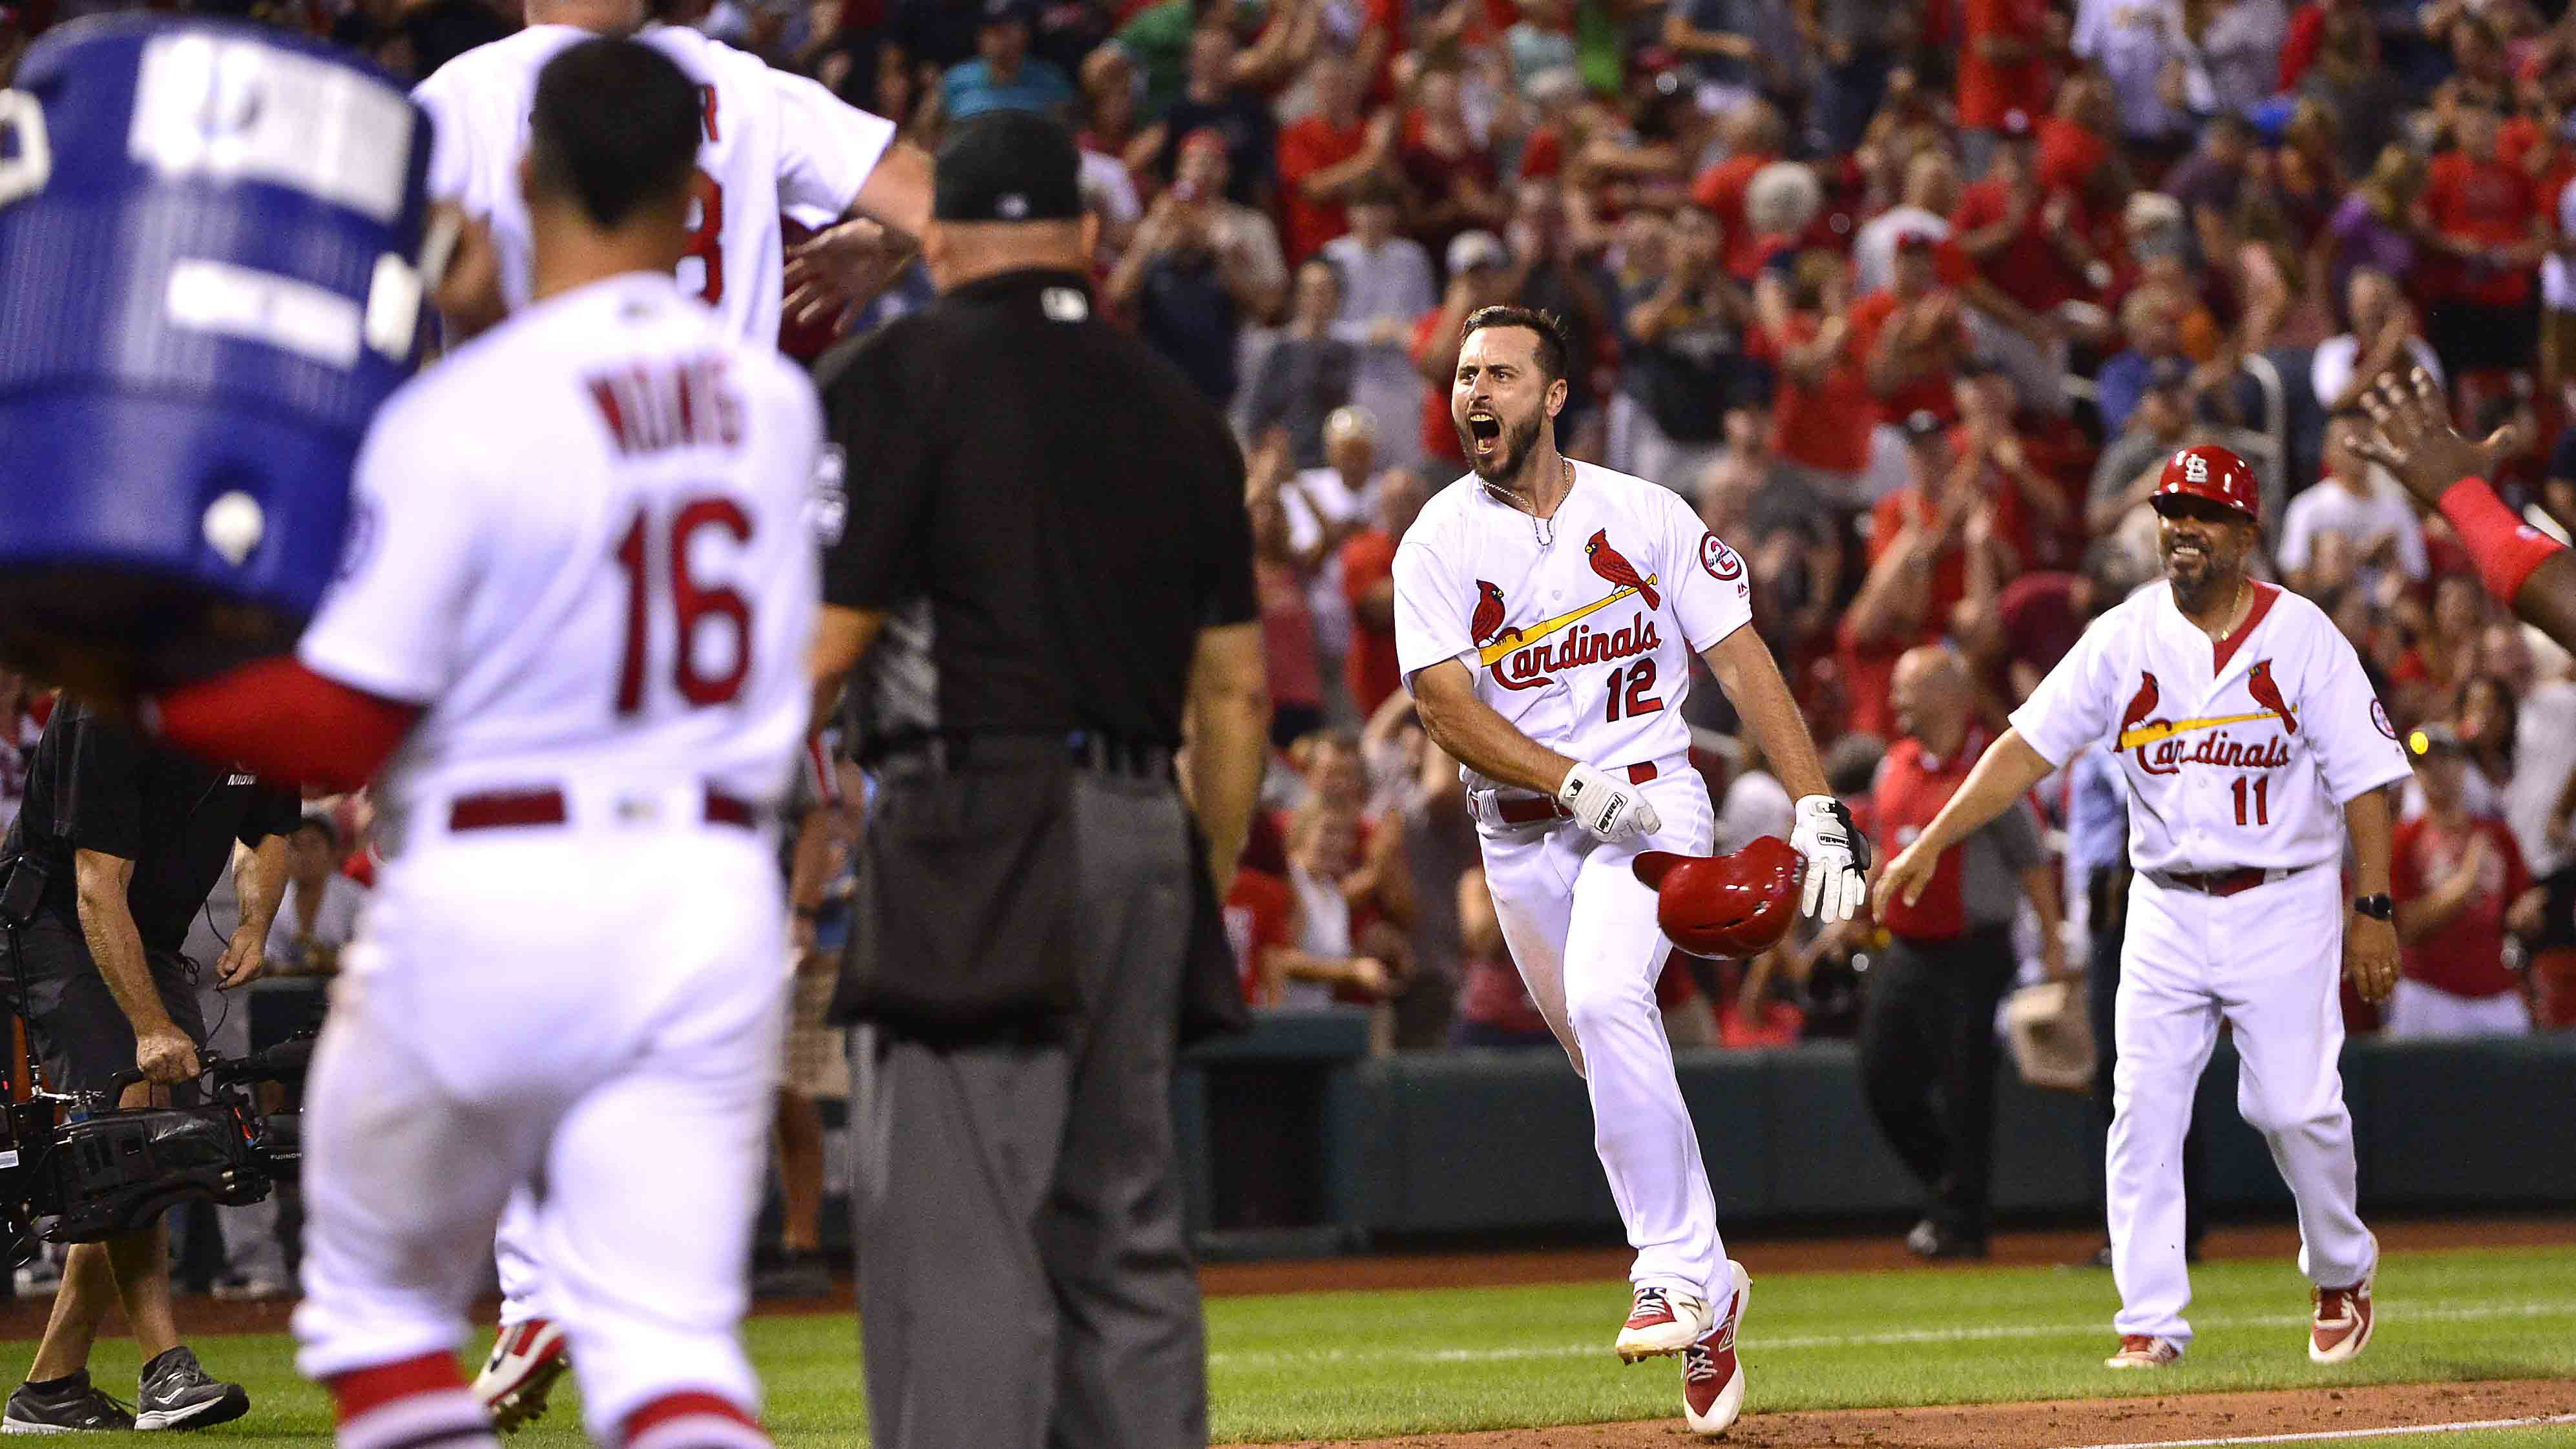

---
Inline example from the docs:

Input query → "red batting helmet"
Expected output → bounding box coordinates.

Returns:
[1633,838,1803,959]
[2152,444,2261,523]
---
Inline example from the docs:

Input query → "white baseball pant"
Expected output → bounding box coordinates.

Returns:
[293,824,786,1439]
[2108,862,2376,1347]
[1474,764,1730,1306]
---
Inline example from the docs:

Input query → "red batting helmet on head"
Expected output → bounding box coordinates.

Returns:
[1633,839,1803,959]
[2152,444,2261,523]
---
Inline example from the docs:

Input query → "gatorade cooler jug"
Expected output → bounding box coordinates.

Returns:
[0,16,435,691]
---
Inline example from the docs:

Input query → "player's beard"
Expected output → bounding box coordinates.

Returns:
[1464,412,1544,486]
[2162,525,2242,614]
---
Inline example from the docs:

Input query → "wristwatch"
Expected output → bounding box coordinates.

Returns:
[2352,893,2394,922]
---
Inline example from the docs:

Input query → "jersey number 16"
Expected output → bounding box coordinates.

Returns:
[613,497,755,716]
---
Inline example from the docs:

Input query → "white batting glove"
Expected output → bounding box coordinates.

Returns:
[1791,795,1870,921]
[1557,762,1662,842]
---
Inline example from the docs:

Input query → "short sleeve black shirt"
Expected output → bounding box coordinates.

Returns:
[1,703,302,955]
[817,269,1258,757]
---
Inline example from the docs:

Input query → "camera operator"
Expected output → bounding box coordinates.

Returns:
[0,700,297,1433]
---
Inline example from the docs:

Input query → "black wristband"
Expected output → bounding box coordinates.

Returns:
[2352,893,2393,922]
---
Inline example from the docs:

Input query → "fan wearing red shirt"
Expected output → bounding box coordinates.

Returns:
[2388,727,2543,1039]
[1951,115,2089,320]
[1337,469,1428,718]
[1958,0,2048,171]
[2416,96,2547,377]
[1277,54,1387,264]
[1836,413,1980,738]
[1848,233,1972,430]
[1410,231,1522,464]
[1755,251,1876,490]
[1224,868,1295,1005]
[1689,98,1788,281]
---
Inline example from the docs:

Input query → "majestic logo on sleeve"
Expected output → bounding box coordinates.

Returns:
[1699,532,1743,581]
[1472,542,1663,693]
[1585,531,1660,608]
[2113,661,2298,775]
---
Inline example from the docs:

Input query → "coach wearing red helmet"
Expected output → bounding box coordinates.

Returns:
[1858,645,2062,1262]
[1878,442,2407,1370]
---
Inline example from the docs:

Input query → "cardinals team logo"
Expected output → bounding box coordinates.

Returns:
[1586,532,1659,607]
[1473,537,1664,692]
[2371,700,2397,739]
[2113,662,2297,775]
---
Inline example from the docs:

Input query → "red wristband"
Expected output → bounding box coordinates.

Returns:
[2438,476,2566,606]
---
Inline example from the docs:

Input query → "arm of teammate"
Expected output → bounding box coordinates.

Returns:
[1872,729,2057,915]
[1185,621,1270,891]
[2355,368,2576,651]
[2343,783,2401,1003]
[1701,623,1869,919]
[215,834,288,990]
[73,850,194,1090]
[151,657,421,795]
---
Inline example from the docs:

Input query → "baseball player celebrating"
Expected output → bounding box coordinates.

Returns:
[412,0,930,1420]
[418,0,930,348]
[1392,305,1867,1437]
[1876,444,2407,1370]
[153,40,822,1449]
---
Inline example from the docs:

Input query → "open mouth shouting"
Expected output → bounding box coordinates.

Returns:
[1465,409,1503,458]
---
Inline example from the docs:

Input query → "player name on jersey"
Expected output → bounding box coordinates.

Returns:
[587,355,746,455]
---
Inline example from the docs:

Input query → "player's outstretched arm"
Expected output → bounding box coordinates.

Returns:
[1872,728,2056,917]
[1410,658,1582,798]
[1701,624,1869,919]
[2355,368,2575,652]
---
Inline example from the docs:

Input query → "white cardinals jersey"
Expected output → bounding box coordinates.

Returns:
[2011,581,2412,874]
[298,273,823,824]
[1392,459,1754,788]
[414,23,895,345]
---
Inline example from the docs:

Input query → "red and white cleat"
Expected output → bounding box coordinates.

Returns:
[1681,1262,1752,1437]
[472,1319,570,1434]
[2309,1275,2374,1364]
[1615,1284,1713,1363]
[2103,1334,2184,1370]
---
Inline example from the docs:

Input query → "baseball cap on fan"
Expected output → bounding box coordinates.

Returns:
[1448,230,1509,275]
[935,110,1083,223]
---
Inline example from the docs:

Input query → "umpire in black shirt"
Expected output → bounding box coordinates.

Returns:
[808,110,1268,1449]
[0,700,297,1432]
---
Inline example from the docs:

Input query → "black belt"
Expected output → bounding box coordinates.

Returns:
[872,731,1173,780]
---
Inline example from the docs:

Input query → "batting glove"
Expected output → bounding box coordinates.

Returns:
[1558,762,1662,842]
[1791,795,1870,921]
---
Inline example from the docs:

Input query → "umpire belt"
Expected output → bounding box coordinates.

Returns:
[872,731,1173,781]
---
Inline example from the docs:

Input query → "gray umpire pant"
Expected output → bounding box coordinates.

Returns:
[849,770,1206,1449]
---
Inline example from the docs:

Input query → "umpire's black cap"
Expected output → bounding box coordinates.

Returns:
[934,111,1084,224]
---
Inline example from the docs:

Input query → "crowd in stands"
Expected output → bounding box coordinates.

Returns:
[6,0,2576,1054]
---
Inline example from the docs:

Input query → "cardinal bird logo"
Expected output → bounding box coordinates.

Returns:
[1584,531,1660,609]
[1472,580,1507,646]
[2246,659,2296,734]
[2120,672,2161,738]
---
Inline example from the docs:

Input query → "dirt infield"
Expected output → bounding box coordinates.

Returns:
[1242,1380,2576,1449]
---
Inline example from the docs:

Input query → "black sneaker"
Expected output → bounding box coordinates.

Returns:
[134,1349,248,1432]
[4,1371,138,1433]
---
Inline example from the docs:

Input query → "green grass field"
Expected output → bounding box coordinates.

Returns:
[8,1243,2573,1446]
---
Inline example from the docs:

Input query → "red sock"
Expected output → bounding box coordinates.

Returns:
[327,1353,492,1449]
[2440,477,2568,606]
[623,1391,770,1449]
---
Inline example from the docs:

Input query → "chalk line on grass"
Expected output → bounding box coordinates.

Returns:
[2058,1410,2576,1449]
[1209,1300,2576,1368]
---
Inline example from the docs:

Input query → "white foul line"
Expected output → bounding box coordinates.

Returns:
[2058,1411,2576,1449]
